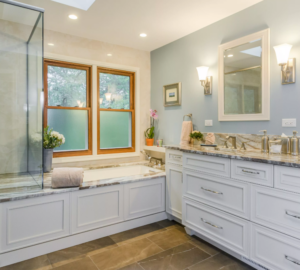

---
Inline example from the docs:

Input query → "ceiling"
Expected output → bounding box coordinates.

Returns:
[14,0,262,51]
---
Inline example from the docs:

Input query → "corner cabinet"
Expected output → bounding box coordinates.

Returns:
[165,149,183,220]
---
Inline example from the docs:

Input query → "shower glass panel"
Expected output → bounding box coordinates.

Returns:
[0,0,44,196]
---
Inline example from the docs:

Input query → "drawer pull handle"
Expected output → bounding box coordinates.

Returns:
[242,169,259,175]
[201,187,223,195]
[286,211,300,220]
[171,155,181,160]
[285,255,300,265]
[201,218,223,229]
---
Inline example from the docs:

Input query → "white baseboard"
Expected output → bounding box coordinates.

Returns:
[0,212,167,267]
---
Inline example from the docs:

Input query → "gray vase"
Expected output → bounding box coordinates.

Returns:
[43,148,53,173]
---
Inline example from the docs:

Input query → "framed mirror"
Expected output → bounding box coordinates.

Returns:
[218,29,270,121]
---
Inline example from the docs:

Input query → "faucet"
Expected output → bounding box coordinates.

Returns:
[140,150,151,161]
[225,136,237,149]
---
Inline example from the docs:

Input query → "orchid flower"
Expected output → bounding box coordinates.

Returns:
[150,109,158,119]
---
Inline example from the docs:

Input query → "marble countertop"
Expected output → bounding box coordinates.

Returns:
[165,145,300,168]
[0,161,166,203]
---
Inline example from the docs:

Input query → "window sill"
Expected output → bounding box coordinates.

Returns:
[52,152,140,164]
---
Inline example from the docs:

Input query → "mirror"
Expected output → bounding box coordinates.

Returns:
[218,29,270,121]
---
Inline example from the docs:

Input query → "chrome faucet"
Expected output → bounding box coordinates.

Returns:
[225,136,237,149]
[140,150,151,160]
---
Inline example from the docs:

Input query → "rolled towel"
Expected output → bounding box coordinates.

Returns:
[205,133,215,145]
[52,168,84,188]
[180,121,193,146]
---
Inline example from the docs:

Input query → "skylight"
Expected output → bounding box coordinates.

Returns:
[241,46,262,57]
[51,0,95,11]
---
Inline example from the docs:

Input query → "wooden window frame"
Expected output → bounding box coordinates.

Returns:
[97,67,135,154]
[44,59,93,158]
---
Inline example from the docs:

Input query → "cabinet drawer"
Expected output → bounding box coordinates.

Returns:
[183,198,250,257]
[251,224,300,270]
[183,153,230,178]
[183,169,250,219]
[166,149,183,165]
[274,166,300,194]
[251,185,300,239]
[231,160,273,187]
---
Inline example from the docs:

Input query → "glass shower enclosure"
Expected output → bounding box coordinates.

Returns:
[0,0,44,196]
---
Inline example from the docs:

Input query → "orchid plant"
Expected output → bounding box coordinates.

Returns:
[145,109,158,139]
[43,126,66,149]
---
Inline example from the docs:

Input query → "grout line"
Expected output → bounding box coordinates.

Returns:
[186,253,219,270]
[88,255,100,270]
[188,240,220,256]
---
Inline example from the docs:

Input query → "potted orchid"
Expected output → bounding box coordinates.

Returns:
[43,126,65,172]
[144,109,158,146]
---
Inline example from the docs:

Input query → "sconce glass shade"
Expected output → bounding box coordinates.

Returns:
[273,44,292,65]
[196,66,209,81]
[99,98,103,105]
[104,92,112,101]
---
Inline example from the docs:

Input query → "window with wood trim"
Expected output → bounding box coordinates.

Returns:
[44,59,92,157]
[97,67,135,154]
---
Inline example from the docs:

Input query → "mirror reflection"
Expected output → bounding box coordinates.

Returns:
[224,39,262,115]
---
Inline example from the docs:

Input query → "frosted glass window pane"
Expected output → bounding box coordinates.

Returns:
[48,66,87,107]
[99,73,130,109]
[48,109,88,151]
[100,111,132,149]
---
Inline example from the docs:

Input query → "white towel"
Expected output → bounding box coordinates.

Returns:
[180,121,193,146]
[52,168,84,188]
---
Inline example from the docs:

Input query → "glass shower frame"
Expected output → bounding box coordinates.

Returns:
[0,0,44,195]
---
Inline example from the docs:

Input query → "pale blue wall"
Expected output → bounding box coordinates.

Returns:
[151,0,300,145]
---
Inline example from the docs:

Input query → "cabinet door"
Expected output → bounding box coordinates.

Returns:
[124,178,165,220]
[0,193,70,253]
[166,163,183,219]
[71,185,124,234]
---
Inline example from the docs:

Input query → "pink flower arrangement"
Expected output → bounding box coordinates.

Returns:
[150,109,158,119]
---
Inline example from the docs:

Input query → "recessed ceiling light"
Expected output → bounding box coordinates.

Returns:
[107,54,112,56]
[69,14,78,20]
[140,33,147,37]
[48,43,54,46]
[228,54,234,57]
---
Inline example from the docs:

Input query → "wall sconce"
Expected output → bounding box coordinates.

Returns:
[273,44,296,84]
[104,92,112,101]
[196,66,212,95]
[99,98,103,105]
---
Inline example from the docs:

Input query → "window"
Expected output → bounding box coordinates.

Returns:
[44,59,92,157]
[97,67,135,154]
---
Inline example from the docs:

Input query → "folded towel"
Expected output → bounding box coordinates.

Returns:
[180,121,193,146]
[52,168,84,188]
[205,133,215,145]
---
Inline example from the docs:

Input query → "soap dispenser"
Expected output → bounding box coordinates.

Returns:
[260,130,269,153]
[290,131,299,156]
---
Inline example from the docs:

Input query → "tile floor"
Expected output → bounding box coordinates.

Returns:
[1,220,255,270]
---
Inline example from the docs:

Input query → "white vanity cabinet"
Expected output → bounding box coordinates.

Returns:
[179,151,300,270]
[165,149,183,220]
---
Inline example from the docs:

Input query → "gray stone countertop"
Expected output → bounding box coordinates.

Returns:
[0,161,166,203]
[165,145,300,168]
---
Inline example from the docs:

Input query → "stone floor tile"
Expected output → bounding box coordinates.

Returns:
[147,227,190,250]
[110,223,166,244]
[0,255,52,270]
[52,257,98,270]
[138,242,211,270]
[47,237,116,267]
[188,253,255,270]
[189,236,221,256]
[90,237,163,270]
